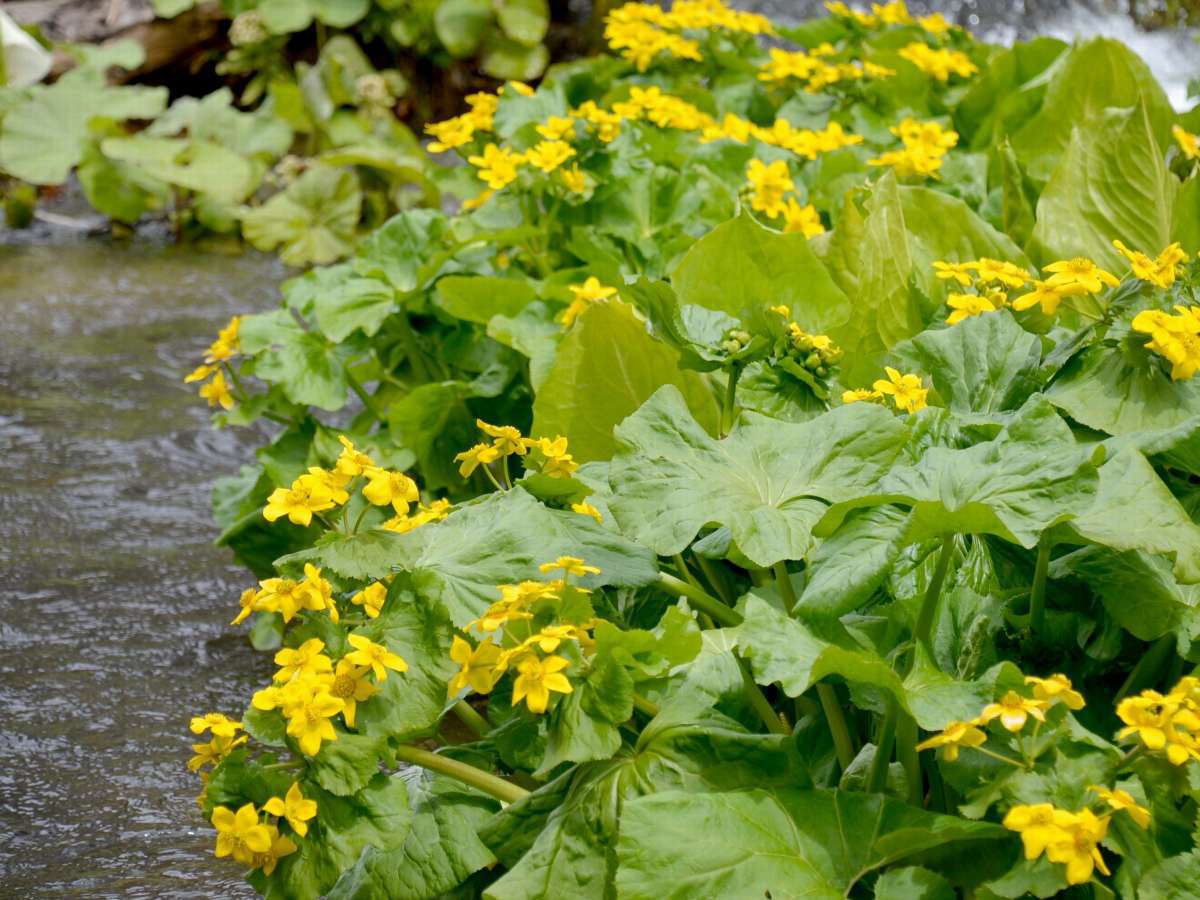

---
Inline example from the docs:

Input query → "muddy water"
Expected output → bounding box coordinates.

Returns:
[0,241,282,896]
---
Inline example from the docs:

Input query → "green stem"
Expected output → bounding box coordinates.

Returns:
[818,683,856,771]
[1114,746,1147,771]
[773,561,798,615]
[866,703,898,793]
[481,463,505,493]
[673,553,706,594]
[452,700,492,738]
[394,313,434,384]
[633,694,660,718]
[393,745,527,804]
[499,454,512,490]
[896,713,922,806]
[720,365,743,437]
[351,503,372,534]
[739,658,788,736]
[1028,534,1052,634]
[263,759,304,770]
[345,368,384,421]
[1116,635,1175,700]
[657,573,740,627]
[972,746,1028,769]
[694,553,732,604]
[913,535,955,660]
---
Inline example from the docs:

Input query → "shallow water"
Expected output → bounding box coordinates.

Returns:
[0,241,283,896]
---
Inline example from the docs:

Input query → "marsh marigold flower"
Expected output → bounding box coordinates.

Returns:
[1043,258,1119,294]
[448,635,502,696]
[1088,785,1149,828]
[914,720,986,761]
[468,143,523,190]
[512,654,573,714]
[346,635,408,681]
[978,690,1047,732]
[1174,124,1200,161]
[212,803,273,865]
[264,782,318,837]
[263,476,335,527]
[872,367,928,413]
[560,277,618,329]
[540,556,601,577]
[1011,279,1087,317]
[745,159,795,219]
[351,581,388,619]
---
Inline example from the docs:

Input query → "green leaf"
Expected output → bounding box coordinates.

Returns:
[531,299,720,463]
[147,88,293,159]
[671,210,850,332]
[244,311,354,411]
[539,689,622,775]
[480,34,549,82]
[817,397,1101,548]
[284,266,396,342]
[434,0,494,57]
[313,0,371,27]
[875,866,956,900]
[1028,104,1179,271]
[355,209,448,293]
[481,710,813,899]
[264,775,411,900]
[259,0,315,33]
[608,385,908,567]
[327,768,498,900]
[799,505,913,619]
[242,166,361,267]
[387,380,478,492]
[435,275,537,325]
[310,730,389,796]
[77,142,169,225]
[285,488,657,627]
[890,312,1041,414]
[1046,342,1200,436]
[614,788,1008,899]
[100,136,257,202]
[496,0,549,46]
[1139,850,1200,900]
[1174,174,1200,255]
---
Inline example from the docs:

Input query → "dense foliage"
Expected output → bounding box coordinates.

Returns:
[169,0,1200,896]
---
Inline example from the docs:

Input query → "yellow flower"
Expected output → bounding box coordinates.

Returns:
[946,293,998,325]
[212,803,273,865]
[205,315,241,363]
[467,143,523,190]
[448,635,503,696]
[346,634,409,681]
[190,712,243,739]
[464,91,498,130]
[1010,279,1088,316]
[263,476,335,527]
[745,159,795,219]
[264,782,318,837]
[274,638,333,683]
[780,198,824,237]
[872,367,928,413]
[536,116,576,141]
[384,499,451,533]
[1003,803,1076,860]
[571,501,603,523]
[898,42,977,81]
[461,189,494,211]
[335,435,376,478]
[842,388,884,404]
[1088,785,1149,829]
[535,435,579,477]
[524,139,576,173]
[478,419,527,456]
[184,363,215,383]
[969,257,1029,288]
[560,277,618,329]
[284,689,344,756]
[979,690,1046,732]
[505,80,535,97]
[1174,124,1200,160]
[454,442,501,478]
[1132,308,1200,381]
[561,164,587,194]
[1043,258,1120,294]
[351,581,388,619]
[539,556,601,577]
[425,115,475,153]
[512,654,573,714]
[254,577,309,623]
[198,370,235,410]
[1025,674,1085,710]
[1112,239,1160,283]
[933,261,973,286]
[1045,809,1110,885]
[917,12,953,34]
[327,659,377,728]
[1152,242,1189,288]
[248,825,297,876]
[915,720,987,761]
[231,586,258,626]
[362,468,419,514]
[188,734,246,771]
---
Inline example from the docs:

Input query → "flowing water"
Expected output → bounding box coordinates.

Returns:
[0,240,281,896]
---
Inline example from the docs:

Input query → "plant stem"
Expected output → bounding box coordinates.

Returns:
[452,700,492,738]
[773,561,798,615]
[351,504,372,534]
[481,463,506,493]
[866,703,898,793]
[1116,635,1175,701]
[896,713,922,806]
[973,746,1027,768]
[673,553,706,594]
[393,745,527,804]
[1028,534,1052,634]
[818,683,856,771]
[720,365,742,437]
[263,759,304,770]
[633,694,660,718]
[913,534,955,659]
[694,553,732,604]
[1114,746,1147,771]
[345,368,384,421]
[500,455,512,490]
[738,658,788,736]
[657,572,740,627]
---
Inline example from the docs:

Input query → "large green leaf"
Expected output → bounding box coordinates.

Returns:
[1008,38,1176,186]
[614,788,1008,899]
[356,209,449,293]
[480,710,812,900]
[954,37,1067,151]
[242,166,362,267]
[435,275,537,325]
[241,309,354,411]
[282,488,657,627]
[101,136,257,202]
[283,265,397,342]
[817,398,1101,548]
[531,299,720,463]
[670,210,850,333]
[608,385,908,567]
[147,87,292,159]
[798,505,913,619]
[1028,104,1179,270]
[890,312,1041,414]
[328,768,498,900]
[495,0,549,46]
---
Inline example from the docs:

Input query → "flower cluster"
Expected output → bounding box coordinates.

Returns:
[756,46,894,93]
[868,118,958,178]
[1115,675,1200,763]
[825,1,957,36]
[744,161,826,236]
[897,42,977,82]
[234,563,339,626]
[455,419,580,486]
[188,712,246,773]
[251,634,406,755]
[843,367,928,412]
[450,557,603,713]
[767,306,843,379]
[605,0,774,72]
[1113,239,1188,290]
[210,801,298,876]
[184,315,241,410]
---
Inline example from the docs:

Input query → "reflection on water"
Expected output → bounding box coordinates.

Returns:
[0,241,283,896]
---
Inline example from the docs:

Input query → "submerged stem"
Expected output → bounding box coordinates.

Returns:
[394,745,527,804]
